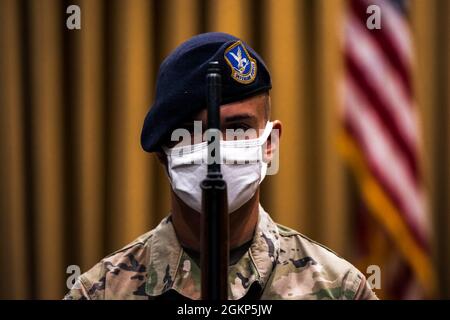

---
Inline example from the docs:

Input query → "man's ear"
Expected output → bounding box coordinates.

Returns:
[264,120,282,163]
[155,151,172,179]
[155,151,168,169]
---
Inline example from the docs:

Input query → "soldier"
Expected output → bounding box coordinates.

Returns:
[64,32,378,300]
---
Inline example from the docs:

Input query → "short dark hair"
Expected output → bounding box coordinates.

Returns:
[263,93,271,121]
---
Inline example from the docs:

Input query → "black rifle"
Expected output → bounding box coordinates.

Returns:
[200,61,229,300]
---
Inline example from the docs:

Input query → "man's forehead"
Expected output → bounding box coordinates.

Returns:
[189,94,267,122]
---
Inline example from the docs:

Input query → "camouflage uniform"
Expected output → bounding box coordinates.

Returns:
[64,205,378,300]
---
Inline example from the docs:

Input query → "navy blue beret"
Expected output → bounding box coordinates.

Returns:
[140,32,272,152]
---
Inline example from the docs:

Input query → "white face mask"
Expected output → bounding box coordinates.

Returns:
[163,122,273,214]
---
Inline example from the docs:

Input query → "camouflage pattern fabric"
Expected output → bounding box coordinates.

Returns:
[64,205,378,300]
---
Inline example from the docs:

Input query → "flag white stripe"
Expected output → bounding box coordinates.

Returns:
[346,15,418,148]
[343,76,430,237]
[362,0,413,65]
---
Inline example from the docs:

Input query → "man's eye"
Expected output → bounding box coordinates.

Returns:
[226,123,251,131]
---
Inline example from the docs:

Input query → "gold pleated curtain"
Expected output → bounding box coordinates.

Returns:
[0,0,448,299]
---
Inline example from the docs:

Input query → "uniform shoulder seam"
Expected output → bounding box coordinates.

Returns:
[296,233,341,258]
[104,231,154,259]
[276,223,341,258]
[78,275,94,300]
[275,223,301,237]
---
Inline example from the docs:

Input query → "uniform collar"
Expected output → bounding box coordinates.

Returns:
[145,204,280,300]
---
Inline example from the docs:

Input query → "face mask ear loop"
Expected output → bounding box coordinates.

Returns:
[259,160,269,183]
[255,121,273,165]
[258,121,274,146]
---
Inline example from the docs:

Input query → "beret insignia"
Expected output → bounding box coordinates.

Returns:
[224,41,257,84]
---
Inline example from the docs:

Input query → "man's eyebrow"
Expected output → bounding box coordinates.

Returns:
[224,114,256,123]
[179,120,202,126]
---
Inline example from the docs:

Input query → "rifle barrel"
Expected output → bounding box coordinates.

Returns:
[200,61,229,300]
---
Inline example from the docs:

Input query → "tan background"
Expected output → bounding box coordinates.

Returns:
[0,0,448,299]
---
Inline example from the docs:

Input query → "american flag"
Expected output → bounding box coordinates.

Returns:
[339,0,435,299]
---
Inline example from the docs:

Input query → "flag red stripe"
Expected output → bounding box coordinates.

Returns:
[343,0,432,299]
[345,13,416,143]
[349,0,412,96]
[345,53,419,182]
[389,263,414,298]
[344,119,428,250]
[343,73,422,210]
